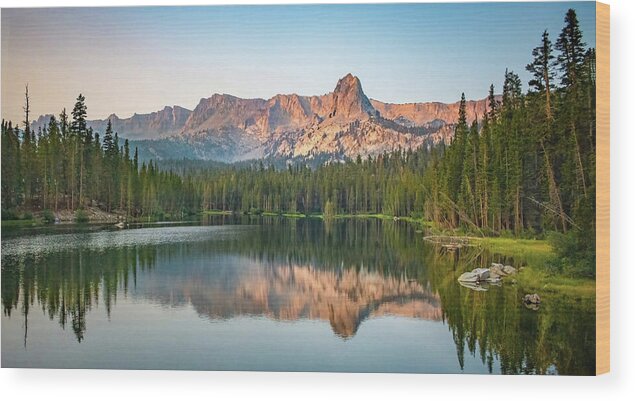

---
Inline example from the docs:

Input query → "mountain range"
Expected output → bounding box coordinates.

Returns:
[32,74,491,163]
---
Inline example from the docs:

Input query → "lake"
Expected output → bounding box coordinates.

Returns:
[1,217,595,374]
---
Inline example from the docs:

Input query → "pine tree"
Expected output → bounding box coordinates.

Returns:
[70,94,88,208]
[102,120,115,156]
[526,30,555,120]
[556,9,587,88]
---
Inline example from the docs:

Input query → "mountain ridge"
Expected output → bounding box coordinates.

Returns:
[31,74,492,163]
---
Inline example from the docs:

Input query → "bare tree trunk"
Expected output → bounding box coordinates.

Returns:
[570,122,587,197]
[541,140,567,233]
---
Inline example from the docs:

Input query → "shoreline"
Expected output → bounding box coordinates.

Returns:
[2,208,596,298]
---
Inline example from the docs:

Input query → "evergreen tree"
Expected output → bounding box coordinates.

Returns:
[556,8,587,88]
[526,30,555,120]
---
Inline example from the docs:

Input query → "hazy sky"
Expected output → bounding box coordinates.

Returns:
[1,2,596,123]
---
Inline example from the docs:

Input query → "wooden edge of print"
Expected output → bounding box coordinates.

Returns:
[596,1,610,376]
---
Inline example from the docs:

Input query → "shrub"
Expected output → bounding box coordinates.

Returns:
[249,207,263,216]
[22,211,33,220]
[548,230,595,278]
[43,209,56,224]
[1,208,19,221]
[74,209,89,223]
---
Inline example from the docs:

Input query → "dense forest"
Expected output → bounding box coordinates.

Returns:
[1,9,595,274]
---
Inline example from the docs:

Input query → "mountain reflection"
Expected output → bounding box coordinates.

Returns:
[151,261,442,338]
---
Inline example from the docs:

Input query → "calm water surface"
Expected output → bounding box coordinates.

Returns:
[1,217,595,374]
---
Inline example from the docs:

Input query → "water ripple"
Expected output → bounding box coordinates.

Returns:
[1,225,252,259]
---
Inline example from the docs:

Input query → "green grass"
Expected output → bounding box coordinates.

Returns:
[1,219,42,228]
[514,266,595,298]
[476,237,553,261]
[472,237,595,298]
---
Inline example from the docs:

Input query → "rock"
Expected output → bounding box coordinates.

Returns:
[458,268,490,283]
[503,265,517,275]
[490,263,517,277]
[457,271,479,283]
[523,294,541,305]
[490,264,505,276]
[473,268,490,281]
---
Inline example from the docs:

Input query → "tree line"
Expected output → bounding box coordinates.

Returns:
[1,92,198,219]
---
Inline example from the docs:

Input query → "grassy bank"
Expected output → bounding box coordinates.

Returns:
[1,219,42,228]
[472,236,595,298]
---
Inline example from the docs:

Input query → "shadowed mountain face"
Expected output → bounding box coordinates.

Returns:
[32,74,490,163]
[32,105,192,141]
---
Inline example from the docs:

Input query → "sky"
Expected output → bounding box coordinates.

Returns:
[1,2,596,123]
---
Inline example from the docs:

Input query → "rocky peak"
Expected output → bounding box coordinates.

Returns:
[329,73,376,121]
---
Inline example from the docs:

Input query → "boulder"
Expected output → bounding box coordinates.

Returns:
[457,271,479,283]
[473,268,490,281]
[458,268,490,283]
[490,263,517,277]
[490,264,505,276]
[523,293,541,305]
[503,265,517,275]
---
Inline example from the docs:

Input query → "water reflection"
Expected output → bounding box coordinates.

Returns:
[1,218,595,374]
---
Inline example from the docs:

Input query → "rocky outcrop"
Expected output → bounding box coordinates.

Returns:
[370,97,493,128]
[328,73,377,121]
[458,263,520,291]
